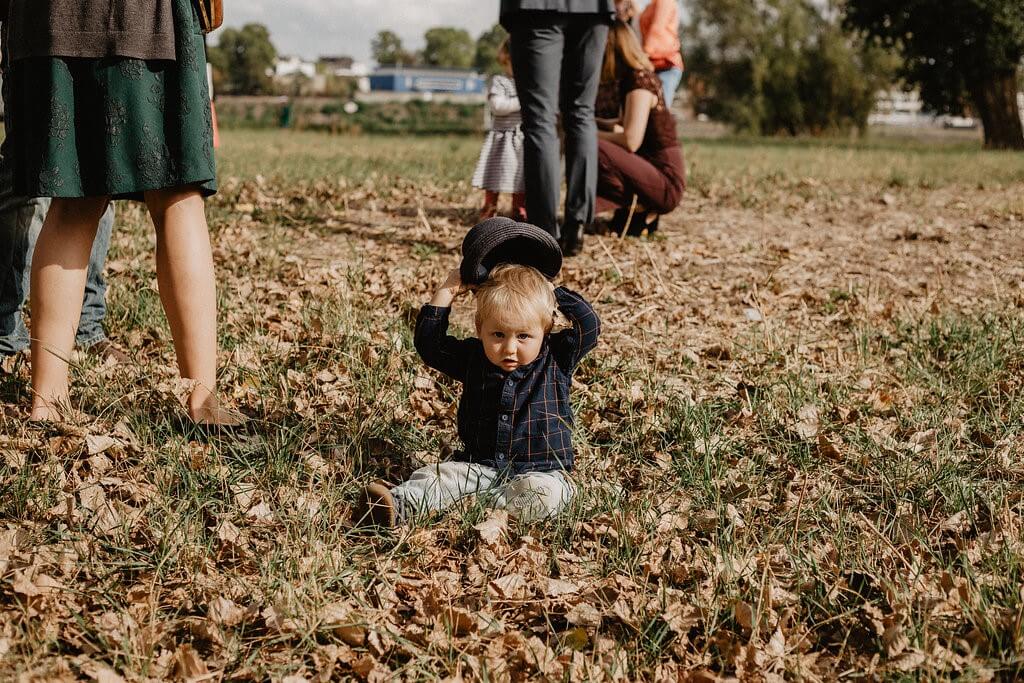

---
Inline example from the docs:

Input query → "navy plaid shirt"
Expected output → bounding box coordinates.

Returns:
[414,287,600,474]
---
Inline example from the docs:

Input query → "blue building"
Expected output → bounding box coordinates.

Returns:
[369,67,485,94]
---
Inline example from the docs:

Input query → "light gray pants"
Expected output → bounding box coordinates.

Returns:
[391,461,575,523]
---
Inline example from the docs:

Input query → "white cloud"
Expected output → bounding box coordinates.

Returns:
[211,0,501,64]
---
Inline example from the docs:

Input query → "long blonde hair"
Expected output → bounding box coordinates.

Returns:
[602,21,654,83]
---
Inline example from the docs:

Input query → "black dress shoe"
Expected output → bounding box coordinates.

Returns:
[628,213,659,236]
[559,220,586,256]
[611,209,659,237]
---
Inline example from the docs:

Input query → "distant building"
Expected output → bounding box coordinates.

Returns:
[369,67,485,94]
[868,89,932,126]
[869,87,1024,129]
[275,55,316,80]
[319,55,370,93]
[321,55,354,72]
[319,55,370,78]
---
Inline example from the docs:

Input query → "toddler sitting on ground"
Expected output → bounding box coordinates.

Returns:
[357,263,600,526]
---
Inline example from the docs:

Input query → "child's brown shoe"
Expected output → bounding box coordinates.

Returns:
[355,481,397,528]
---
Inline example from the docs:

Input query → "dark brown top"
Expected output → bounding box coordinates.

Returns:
[6,0,176,62]
[599,68,684,193]
[595,78,621,120]
[619,69,679,159]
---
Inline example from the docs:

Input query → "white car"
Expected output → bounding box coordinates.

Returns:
[940,115,978,129]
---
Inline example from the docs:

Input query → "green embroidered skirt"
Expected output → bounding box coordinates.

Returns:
[6,0,216,199]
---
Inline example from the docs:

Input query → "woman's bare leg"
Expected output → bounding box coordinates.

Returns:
[144,186,239,425]
[30,197,110,420]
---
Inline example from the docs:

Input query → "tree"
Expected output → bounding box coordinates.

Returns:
[372,30,414,66]
[205,42,228,94]
[215,23,277,95]
[684,0,896,135]
[422,27,475,69]
[474,24,508,74]
[844,0,1024,149]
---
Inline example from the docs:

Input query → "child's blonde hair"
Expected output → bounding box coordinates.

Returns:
[474,264,555,332]
[497,37,512,71]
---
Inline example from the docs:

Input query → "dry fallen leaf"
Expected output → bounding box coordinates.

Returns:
[319,601,366,646]
[565,602,602,627]
[725,503,746,529]
[262,604,300,635]
[795,405,820,439]
[662,602,701,635]
[173,644,208,681]
[86,434,118,456]
[208,596,246,627]
[490,573,527,600]
[887,649,927,672]
[12,569,63,598]
[817,433,842,460]
[214,520,244,548]
[544,577,579,598]
[351,654,389,683]
[734,600,754,633]
[473,510,508,545]
[441,606,477,636]
[246,501,275,523]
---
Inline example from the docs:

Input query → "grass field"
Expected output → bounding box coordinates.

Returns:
[1,129,1023,681]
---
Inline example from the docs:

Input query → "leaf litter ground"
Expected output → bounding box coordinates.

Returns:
[1,132,1022,681]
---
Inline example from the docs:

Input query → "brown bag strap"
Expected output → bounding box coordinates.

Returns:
[195,0,223,33]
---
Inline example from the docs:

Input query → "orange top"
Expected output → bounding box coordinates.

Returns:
[639,0,683,71]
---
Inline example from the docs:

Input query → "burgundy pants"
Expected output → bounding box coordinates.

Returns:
[596,139,685,214]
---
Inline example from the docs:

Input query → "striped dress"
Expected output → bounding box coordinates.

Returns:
[471,74,524,194]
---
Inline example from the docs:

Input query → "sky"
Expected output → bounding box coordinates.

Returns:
[210,0,658,65]
[210,1,503,64]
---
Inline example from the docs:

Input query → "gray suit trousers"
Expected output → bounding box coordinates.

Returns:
[507,13,609,237]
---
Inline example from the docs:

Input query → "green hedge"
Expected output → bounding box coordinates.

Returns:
[215,98,485,135]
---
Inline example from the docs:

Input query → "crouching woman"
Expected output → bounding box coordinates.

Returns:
[596,21,685,236]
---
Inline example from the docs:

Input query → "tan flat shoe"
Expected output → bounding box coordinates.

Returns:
[354,481,397,528]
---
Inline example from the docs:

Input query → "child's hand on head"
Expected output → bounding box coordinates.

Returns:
[545,279,572,332]
[442,268,465,296]
[429,268,469,307]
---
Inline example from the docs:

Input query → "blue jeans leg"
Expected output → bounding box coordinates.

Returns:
[0,195,114,355]
[0,191,48,356]
[656,67,683,107]
[76,205,115,348]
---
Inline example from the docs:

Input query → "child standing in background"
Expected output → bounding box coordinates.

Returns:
[472,39,526,222]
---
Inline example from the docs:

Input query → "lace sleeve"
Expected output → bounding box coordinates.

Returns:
[623,69,662,100]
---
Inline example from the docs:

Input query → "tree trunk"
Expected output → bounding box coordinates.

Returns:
[968,68,1024,150]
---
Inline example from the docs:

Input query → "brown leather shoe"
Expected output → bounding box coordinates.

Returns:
[354,482,397,528]
[0,351,28,376]
[84,339,130,364]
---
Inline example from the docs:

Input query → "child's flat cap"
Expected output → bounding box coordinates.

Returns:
[460,217,562,286]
